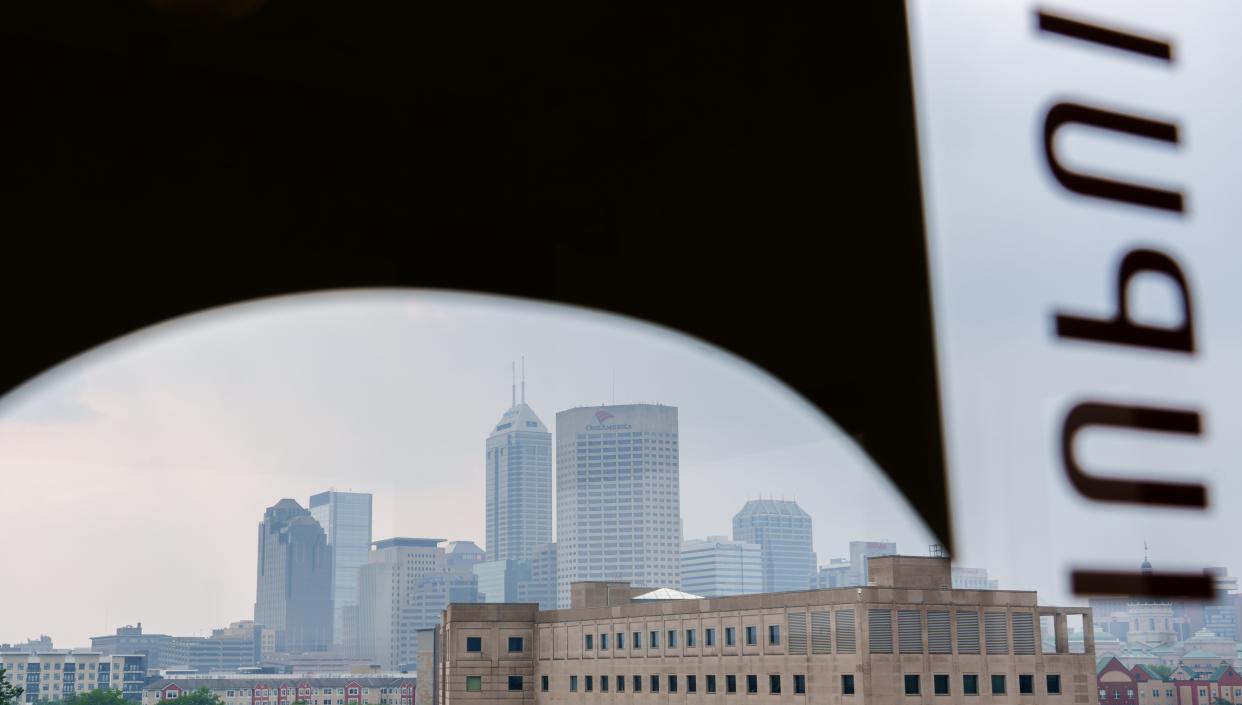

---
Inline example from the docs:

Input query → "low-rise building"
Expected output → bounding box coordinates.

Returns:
[143,677,414,705]
[680,536,763,598]
[431,555,1096,703]
[0,651,148,702]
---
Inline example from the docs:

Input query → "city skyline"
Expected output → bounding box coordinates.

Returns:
[0,290,951,646]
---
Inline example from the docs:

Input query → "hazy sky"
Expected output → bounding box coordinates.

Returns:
[0,290,935,648]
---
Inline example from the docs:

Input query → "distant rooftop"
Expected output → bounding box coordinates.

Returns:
[733,498,809,518]
[633,588,703,601]
[373,537,444,549]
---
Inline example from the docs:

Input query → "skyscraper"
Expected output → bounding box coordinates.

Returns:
[680,536,763,597]
[555,403,681,608]
[308,490,373,649]
[731,499,815,593]
[485,363,552,563]
[254,499,333,653]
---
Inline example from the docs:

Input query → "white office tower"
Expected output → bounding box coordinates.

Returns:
[555,403,681,608]
[308,490,373,648]
[485,363,552,563]
[680,536,763,597]
[732,499,816,593]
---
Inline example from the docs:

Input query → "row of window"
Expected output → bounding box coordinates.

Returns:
[518,673,1064,697]
[903,673,1062,696]
[466,636,523,653]
[583,626,775,652]
[551,674,806,695]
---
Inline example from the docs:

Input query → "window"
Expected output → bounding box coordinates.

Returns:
[991,675,1006,695]
[650,631,659,648]
[687,675,697,693]
[633,676,641,693]
[794,674,806,695]
[687,628,696,647]
[707,675,717,693]
[745,626,758,645]
[584,634,593,651]
[465,677,480,693]
[934,674,949,695]
[651,675,659,693]
[769,625,781,645]
[600,675,608,692]
[616,675,624,692]
[347,689,358,696]
[585,676,593,692]
[600,633,608,650]
[669,675,678,693]
[617,632,624,649]
[747,675,758,694]
[508,636,523,652]
[507,676,522,692]
[668,630,677,648]
[770,675,782,694]
[1019,674,1033,695]
[725,627,736,646]
[570,676,578,692]
[540,676,548,692]
[1046,675,1061,695]
[726,675,738,694]
[706,628,716,646]
[963,675,978,695]
[633,632,641,649]
[842,674,855,696]
[905,675,920,695]
[466,636,481,653]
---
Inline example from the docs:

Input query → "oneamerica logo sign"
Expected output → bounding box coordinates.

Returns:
[587,409,632,430]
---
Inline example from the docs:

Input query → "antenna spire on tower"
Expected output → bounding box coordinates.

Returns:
[511,360,516,408]
[521,356,526,404]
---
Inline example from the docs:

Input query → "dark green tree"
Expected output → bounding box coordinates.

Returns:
[0,668,24,705]
[58,690,131,705]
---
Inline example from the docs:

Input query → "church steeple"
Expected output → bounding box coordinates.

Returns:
[1141,541,1152,574]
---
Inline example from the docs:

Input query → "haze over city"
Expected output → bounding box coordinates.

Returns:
[0,290,936,647]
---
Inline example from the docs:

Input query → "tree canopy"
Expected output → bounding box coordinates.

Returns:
[0,668,25,705]
[55,690,131,705]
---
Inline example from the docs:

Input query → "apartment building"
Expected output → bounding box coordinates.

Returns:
[429,555,1097,704]
[0,651,148,703]
[142,677,414,705]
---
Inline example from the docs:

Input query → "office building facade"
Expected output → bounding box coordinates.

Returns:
[732,500,815,593]
[952,567,999,591]
[430,556,1097,704]
[680,536,763,597]
[161,622,264,674]
[91,624,171,670]
[814,559,853,589]
[309,491,374,649]
[255,499,334,654]
[555,404,681,608]
[0,652,148,703]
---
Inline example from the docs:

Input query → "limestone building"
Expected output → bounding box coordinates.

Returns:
[428,555,1097,703]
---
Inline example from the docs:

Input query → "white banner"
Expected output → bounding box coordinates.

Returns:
[907,0,1242,602]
